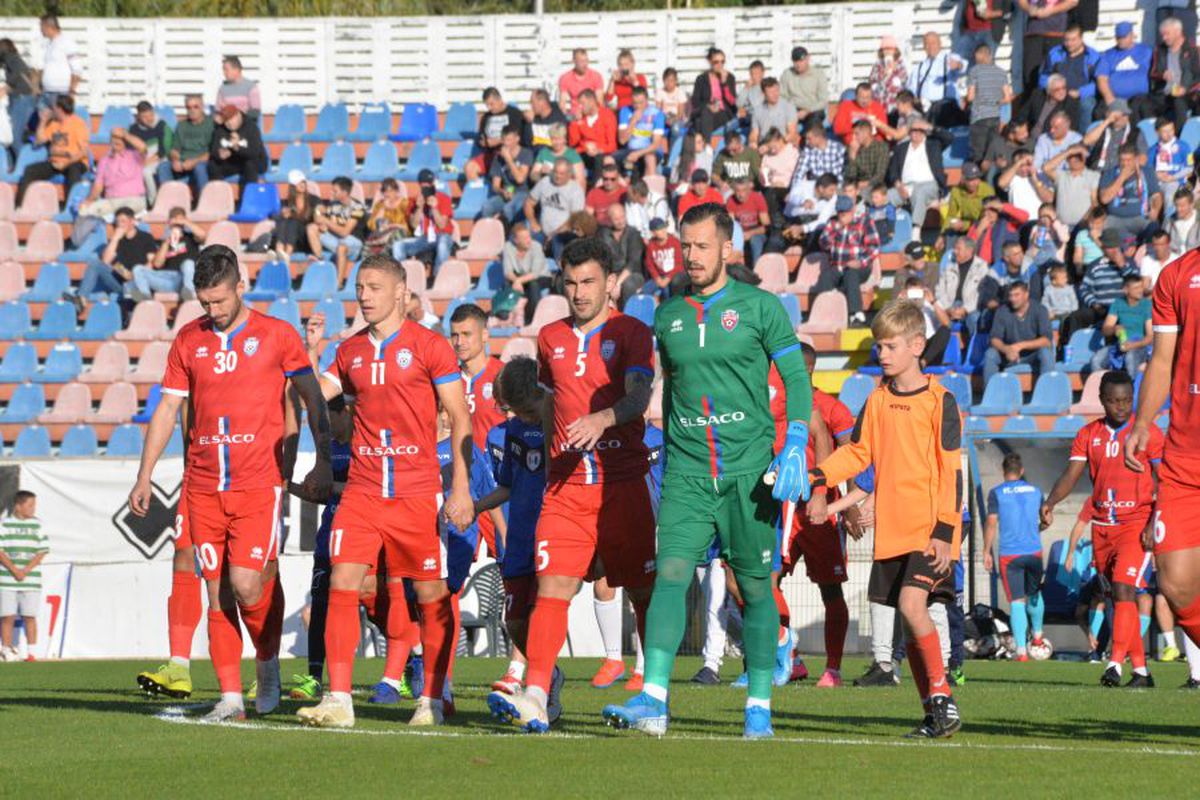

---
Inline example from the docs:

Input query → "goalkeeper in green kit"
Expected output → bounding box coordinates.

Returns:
[602,203,814,739]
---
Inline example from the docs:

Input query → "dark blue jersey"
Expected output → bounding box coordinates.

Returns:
[497,417,547,578]
[313,439,353,563]
[438,438,497,592]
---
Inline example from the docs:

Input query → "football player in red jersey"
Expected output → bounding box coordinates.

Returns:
[1044,371,1163,687]
[130,245,332,722]
[487,236,656,733]
[297,254,475,729]
[1127,250,1200,686]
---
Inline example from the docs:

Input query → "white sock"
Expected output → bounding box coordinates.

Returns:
[929,603,950,668]
[169,656,189,669]
[1160,630,1178,650]
[1185,634,1200,680]
[746,696,770,710]
[508,660,526,680]
[381,676,401,690]
[1106,661,1122,675]
[1133,665,1148,676]
[221,691,244,706]
[634,630,644,675]
[871,603,896,665]
[526,686,548,708]
[643,682,668,703]
[594,597,623,661]
[331,691,353,705]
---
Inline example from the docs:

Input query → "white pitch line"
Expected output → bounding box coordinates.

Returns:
[153,707,1200,756]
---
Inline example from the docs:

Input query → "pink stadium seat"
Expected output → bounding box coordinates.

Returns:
[787,254,825,295]
[164,300,204,340]
[402,259,427,293]
[17,220,63,263]
[126,341,170,383]
[79,341,131,384]
[499,336,536,361]
[115,300,168,340]
[0,183,14,221]
[143,181,192,223]
[863,257,882,292]
[1069,369,1107,416]
[0,223,16,260]
[0,259,24,301]
[37,381,91,424]
[643,174,667,198]
[12,181,58,223]
[85,381,138,424]
[753,253,789,293]
[191,181,235,223]
[247,219,276,247]
[519,294,569,338]
[205,220,242,251]
[798,291,848,335]
[350,182,367,204]
[456,218,505,261]
[426,260,471,300]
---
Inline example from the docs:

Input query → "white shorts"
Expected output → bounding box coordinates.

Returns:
[0,589,40,617]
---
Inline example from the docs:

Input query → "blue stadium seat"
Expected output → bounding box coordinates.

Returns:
[666,135,685,172]
[244,260,293,301]
[440,296,468,332]
[106,424,144,458]
[263,104,306,143]
[313,298,346,339]
[349,102,392,142]
[971,372,1022,416]
[337,261,360,300]
[311,142,356,181]
[228,182,281,223]
[0,383,46,423]
[962,332,989,375]
[265,143,314,183]
[433,102,478,141]
[1181,117,1200,152]
[318,341,340,373]
[392,103,438,142]
[22,263,71,303]
[466,260,505,300]
[924,330,962,375]
[442,140,480,180]
[0,342,38,382]
[33,343,82,383]
[881,210,912,254]
[1021,370,1071,414]
[964,415,992,435]
[75,299,122,341]
[267,297,303,335]
[294,260,339,301]
[837,373,875,417]
[12,425,51,457]
[59,424,98,457]
[0,148,9,180]
[359,141,400,181]
[732,221,744,254]
[28,301,78,341]
[163,424,184,456]
[942,126,970,168]
[777,293,802,328]
[303,103,350,143]
[131,383,161,424]
[155,104,177,129]
[54,180,93,223]
[1137,117,1158,147]
[624,294,656,329]
[91,105,134,143]
[0,300,32,340]
[1057,327,1103,372]
[400,140,442,181]
[0,145,47,183]
[452,182,487,220]
[938,372,972,411]
[1000,415,1038,435]
[1052,414,1086,436]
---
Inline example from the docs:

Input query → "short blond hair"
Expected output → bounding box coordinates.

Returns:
[871,299,926,341]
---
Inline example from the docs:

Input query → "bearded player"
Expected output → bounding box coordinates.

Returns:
[130,244,333,722]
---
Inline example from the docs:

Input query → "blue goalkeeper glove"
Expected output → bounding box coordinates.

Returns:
[768,421,811,504]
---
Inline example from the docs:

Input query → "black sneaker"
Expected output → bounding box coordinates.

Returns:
[1126,671,1155,689]
[1087,649,1104,664]
[854,661,900,687]
[546,666,565,724]
[1100,666,1122,687]
[690,666,720,685]
[904,713,936,738]
[904,696,961,739]
[1182,677,1200,690]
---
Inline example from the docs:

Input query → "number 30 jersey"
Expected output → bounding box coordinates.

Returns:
[163,310,312,492]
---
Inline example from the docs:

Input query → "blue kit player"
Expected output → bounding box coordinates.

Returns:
[983,453,1046,661]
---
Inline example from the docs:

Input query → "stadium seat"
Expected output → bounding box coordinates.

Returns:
[452,182,488,220]
[22,262,70,303]
[1021,371,1071,415]
[465,259,504,301]
[0,260,25,302]
[265,143,315,183]
[0,223,16,260]
[433,101,478,141]
[392,103,438,142]
[439,296,467,332]
[87,381,138,424]
[163,424,185,456]
[0,341,38,382]
[313,297,346,339]
[116,301,168,340]
[443,140,480,180]
[962,332,990,375]
[75,300,122,341]
[0,164,10,205]
[798,291,848,334]
[245,260,293,301]
[457,218,505,261]
[263,104,306,143]
[881,210,912,253]
[970,372,1021,416]
[310,141,357,182]
[1069,369,1107,416]
[942,126,970,168]
[0,299,32,339]
[732,221,744,255]
[1000,415,1038,435]
[1057,328,1103,373]
[520,294,569,338]
[91,105,135,143]
[191,181,236,223]
[154,104,177,129]
[1137,117,1158,146]
[336,260,360,300]
[17,220,64,263]
[60,221,106,263]
[925,330,963,375]
[303,103,350,143]
[38,381,91,424]
[59,424,99,456]
[53,179,93,223]
[126,341,170,383]
[228,182,281,223]
[837,373,875,416]
[164,300,204,339]
[294,260,339,301]
[777,293,802,328]
[28,300,77,340]
[79,341,131,383]
[349,102,393,142]
[0,145,47,184]
[786,254,825,295]
[12,425,51,457]
[131,383,161,423]
[752,253,789,293]
[204,220,242,252]
[12,180,59,223]
[500,336,536,361]
[34,343,82,383]
[267,297,303,334]
[1052,414,1086,436]
[938,372,972,411]
[0,382,46,423]
[105,424,144,458]
[317,341,340,373]
[1181,117,1200,152]
[359,141,400,181]
[427,260,471,300]
[400,140,442,181]
[624,294,656,328]
[964,415,992,435]
[142,181,193,223]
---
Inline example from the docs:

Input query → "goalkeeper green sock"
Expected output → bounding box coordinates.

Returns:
[738,572,779,703]
[641,556,693,702]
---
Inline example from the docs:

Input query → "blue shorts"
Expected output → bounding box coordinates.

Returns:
[1000,552,1044,602]
[446,525,478,594]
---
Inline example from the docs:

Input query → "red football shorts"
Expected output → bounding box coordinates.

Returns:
[1153,479,1200,554]
[186,486,282,580]
[1093,518,1153,590]
[783,493,848,584]
[330,493,445,581]
[503,575,538,623]
[173,491,192,550]
[534,478,656,589]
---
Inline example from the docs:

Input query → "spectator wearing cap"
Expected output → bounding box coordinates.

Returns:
[725,177,771,266]
[1037,24,1100,129]
[712,131,762,194]
[1015,0,1074,101]
[831,82,888,147]
[983,278,1054,384]
[605,48,648,113]
[502,223,551,325]
[568,89,618,180]
[1016,73,1079,140]
[942,162,996,242]
[208,104,265,196]
[844,119,890,198]
[677,169,724,220]
[749,78,798,150]
[559,47,604,120]
[272,170,319,261]
[1080,98,1146,173]
[615,86,667,178]
[1059,226,1142,349]
[531,122,586,187]
[601,203,647,306]
[894,240,940,293]
[309,176,366,284]
[398,169,455,269]
[817,195,880,326]
[524,158,586,260]
[908,31,965,125]
[625,179,673,241]
[481,124,534,224]
[127,100,172,206]
[643,217,686,297]
[1032,109,1082,173]
[868,36,909,114]
[585,163,627,228]
[1150,16,1200,125]
[935,235,991,331]
[80,126,148,218]
[690,47,738,140]
[162,93,213,198]
[1097,21,1156,122]
[471,87,527,184]
[885,115,946,236]
[1099,143,1163,239]
[955,0,1010,65]
[966,43,1013,164]
[780,46,829,127]
[15,93,88,206]
[215,55,261,122]
[1147,117,1192,203]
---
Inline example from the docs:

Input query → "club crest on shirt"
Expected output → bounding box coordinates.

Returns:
[601,339,616,361]
[721,309,739,332]
[243,337,259,356]
[483,382,494,399]
[526,448,542,472]
[397,348,413,369]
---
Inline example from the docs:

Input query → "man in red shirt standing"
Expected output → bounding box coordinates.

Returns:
[569,90,617,181]
[678,169,725,220]
[725,177,771,267]
[559,48,604,120]
[832,82,889,146]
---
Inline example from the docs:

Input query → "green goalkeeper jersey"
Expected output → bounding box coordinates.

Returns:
[655,278,812,480]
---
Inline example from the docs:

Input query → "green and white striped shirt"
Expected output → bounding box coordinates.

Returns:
[0,517,48,591]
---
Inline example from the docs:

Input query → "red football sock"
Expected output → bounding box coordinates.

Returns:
[360,591,381,626]
[524,596,571,694]
[905,632,930,702]
[1175,594,1200,649]
[206,606,243,694]
[824,594,849,672]
[239,576,284,661]
[1112,599,1144,668]
[773,583,790,628]
[168,570,202,661]
[383,583,417,681]
[915,631,950,698]
[325,588,360,693]
[418,595,455,700]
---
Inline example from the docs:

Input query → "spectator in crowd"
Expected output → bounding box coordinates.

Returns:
[129,101,171,206]
[844,119,890,197]
[968,195,1029,267]
[1023,203,1070,279]
[672,129,715,186]
[983,120,1031,176]
[978,240,1031,313]
[780,46,829,127]
[1041,143,1098,227]
[817,194,880,326]
[310,176,366,284]
[525,158,586,260]
[967,44,1013,164]
[1016,0,1075,100]
[894,240,939,292]
[869,35,909,115]
[936,235,991,331]
[1169,187,1200,254]
[0,39,36,143]
[677,168,724,220]
[874,89,924,142]
[955,0,1009,64]
[481,124,533,223]
[1150,16,1200,124]
[531,122,585,186]
[1096,21,1155,121]
[15,94,88,206]
[559,48,604,120]
[907,32,964,125]
[690,47,737,139]
[616,86,666,177]
[0,490,47,663]
[1081,100,1145,173]
[943,162,996,242]
[364,178,411,258]
[585,163,627,228]
[605,48,647,112]
[161,93,212,197]
[901,275,953,364]
[33,14,82,110]
[405,294,441,330]
[655,67,690,138]
[76,206,157,304]
[865,183,897,244]
[135,206,201,300]
[886,115,946,236]
[1073,205,1108,272]
[832,82,888,146]
[1090,273,1153,375]
[983,279,1054,383]
[782,172,840,245]
[568,89,618,179]
[215,55,261,122]
[272,170,319,261]
[996,149,1049,219]
[398,169,455,269]
[625,178,673,240]
[712,131,761,193]
[1032,108,1083,172]
[502,223,551,324]
[1017,74,1078,140]
[793,123,846,189]
[524,88,568,150]
[79,127,147,217]
[1042,261,1079,321]
[1148,116,1192,202]
[1060,227,1141,348]
[643,217,685,297]
[1098,143,1163,239]
[736,60,767,125]
[602,203,646,306]
[1038,24,1100,128]
[725,177,771,266]
[207,105,265,193]
[1154,0,1198,42]
[749,77,797,149]
[1140,227,1175,287]
[759,128,799,216]
[471,86,526,183]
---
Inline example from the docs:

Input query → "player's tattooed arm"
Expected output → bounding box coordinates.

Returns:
[565,369,652,450]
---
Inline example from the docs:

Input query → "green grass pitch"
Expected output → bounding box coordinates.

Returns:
[3,656,1198,797]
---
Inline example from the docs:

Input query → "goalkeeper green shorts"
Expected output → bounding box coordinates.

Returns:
[656,471,779,578]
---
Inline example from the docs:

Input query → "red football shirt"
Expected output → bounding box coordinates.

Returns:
[585,186,626,228]
[678,187,725,220]
[769,366,854,458]
[462,356,506,449]
[162,310,312,492]
[1152,252,1200,489]
[537,310,654,484]
[325,322,459,499]
[1070,419,1164,525]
